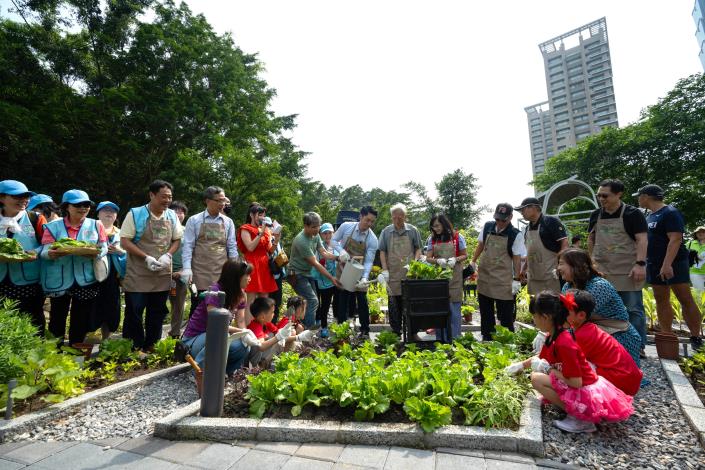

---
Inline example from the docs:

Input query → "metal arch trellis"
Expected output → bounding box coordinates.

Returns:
[518,176,599,229]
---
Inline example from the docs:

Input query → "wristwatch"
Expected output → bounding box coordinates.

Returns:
[634,260,646,266]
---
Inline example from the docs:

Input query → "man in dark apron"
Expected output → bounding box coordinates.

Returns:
[515,197,568,295]
[332,206,379,337]
[378,204,422,335]
[121,180,183,351]
[180,186,239,322]
[471,204,524,341]
[588,179,648,353]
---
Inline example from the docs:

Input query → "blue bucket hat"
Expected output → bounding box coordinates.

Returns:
[61,189,93,205]
[320,222,334,233]
[28,194,53,211]
[96,201,120,213]
[0,180,36,197]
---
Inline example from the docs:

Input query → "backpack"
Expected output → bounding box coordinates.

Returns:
[482,221,519,259]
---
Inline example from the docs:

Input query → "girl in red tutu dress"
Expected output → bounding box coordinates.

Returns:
[506,291,634,433]
[237,203,277,323]
[565,289,643,396]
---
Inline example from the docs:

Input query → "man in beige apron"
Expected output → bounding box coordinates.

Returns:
[516,197,568,295]
[332,206,379,337]
[378,204,422,335]
[180,186,239,323]
[589,179,649,350]
[120,180,183,351]
[471,204,524,341]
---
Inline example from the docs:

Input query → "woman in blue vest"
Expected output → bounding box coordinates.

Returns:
[0,180,47,333]
[90,201,127,340]
[40,190,108,345]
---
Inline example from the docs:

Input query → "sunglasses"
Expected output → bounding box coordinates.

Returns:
[9,194,31,200]
[71,202,92,208]
[596,193,611,199]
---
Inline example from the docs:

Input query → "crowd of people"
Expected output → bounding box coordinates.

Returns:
[1,177,704,425]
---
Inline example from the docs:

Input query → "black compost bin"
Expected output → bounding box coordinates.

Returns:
[401,279,450,343]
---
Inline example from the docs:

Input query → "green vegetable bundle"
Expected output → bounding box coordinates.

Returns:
[50,238,97,249]
[0,238,35,260]
[405,260,453,280]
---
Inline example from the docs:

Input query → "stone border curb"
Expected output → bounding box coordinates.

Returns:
[660,358,705,447]
[367,324,480,333]
[0,362,190,442]
[153,394,544,456]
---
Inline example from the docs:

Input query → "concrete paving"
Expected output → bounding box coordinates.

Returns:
[0,438,575,469]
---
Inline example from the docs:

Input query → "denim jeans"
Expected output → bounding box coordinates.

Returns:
[182,332,250,375]
[294,275,319,328]
[437,301,462,343]
[618,290,646,348]
[123,291,169,350]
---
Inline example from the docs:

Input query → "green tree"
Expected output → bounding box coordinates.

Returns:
[436,169,484,229]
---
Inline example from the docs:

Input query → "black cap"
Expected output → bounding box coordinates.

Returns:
[632,184,664,199]
[515,197,541,210]
[493,203,513,221]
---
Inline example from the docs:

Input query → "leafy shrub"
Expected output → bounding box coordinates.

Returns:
[0,299,42,384]
[96,338,138,364]
[329,322,353,345]
[146,337,178,367]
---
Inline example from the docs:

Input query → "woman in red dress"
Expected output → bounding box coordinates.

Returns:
[237,202,277,322]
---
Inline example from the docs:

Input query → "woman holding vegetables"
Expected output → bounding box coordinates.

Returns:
[40,189,108,346]
[0,180,47,333]
[425,213,468,341]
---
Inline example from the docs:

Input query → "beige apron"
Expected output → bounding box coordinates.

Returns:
[525,227,560,295]
[590,312,630,334]
[592,205,643,292]
[477,232,514,301]
[387,230,414,297]
[432,239,464,302]
[192,213,228,290]
[336,229,369,292]
[123,216,173,292]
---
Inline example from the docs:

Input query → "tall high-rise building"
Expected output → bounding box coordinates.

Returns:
[526,17,619,176]
[694,0,705,70]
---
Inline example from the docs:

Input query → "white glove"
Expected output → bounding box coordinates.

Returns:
[447,257,456,268]
[418,255,427,263]
[296,329,314,343]
[436,258,447,268]
[511,280,522,295]
[157,253,172,270]
[530,357,551,374]
[532,331,547,354]
[275,322,293,342]
[377,272,388,289]
[241,330,259,348]
[338,251,350,263]
[145,256,163,271]
[380,270,389,282]
[504,362,525,376]
[356,278,369,290]
[179,268,192,285]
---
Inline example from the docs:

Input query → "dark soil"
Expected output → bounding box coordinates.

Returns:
[11,361,174,417]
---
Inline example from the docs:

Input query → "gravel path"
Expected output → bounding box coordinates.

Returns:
[542,356,705,469]
[10,372,198,442]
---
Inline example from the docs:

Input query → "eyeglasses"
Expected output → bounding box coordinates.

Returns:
[71,202,92,208]
[209,198,227,204]
[494,218,508,223]
[596,193,611,199]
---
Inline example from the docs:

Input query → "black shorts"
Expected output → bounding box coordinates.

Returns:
[647,257,691,286]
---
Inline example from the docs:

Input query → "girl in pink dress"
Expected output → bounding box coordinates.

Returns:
[507,290,634,433]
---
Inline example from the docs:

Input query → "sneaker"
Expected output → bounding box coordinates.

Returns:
[553,415,597,433]
[639,348,647,359]
[358,331,370,339]
[320,328,329,338]
[690,336,704,352]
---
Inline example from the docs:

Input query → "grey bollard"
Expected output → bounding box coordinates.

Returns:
[5,379,16,420]
[200,291,230,417]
